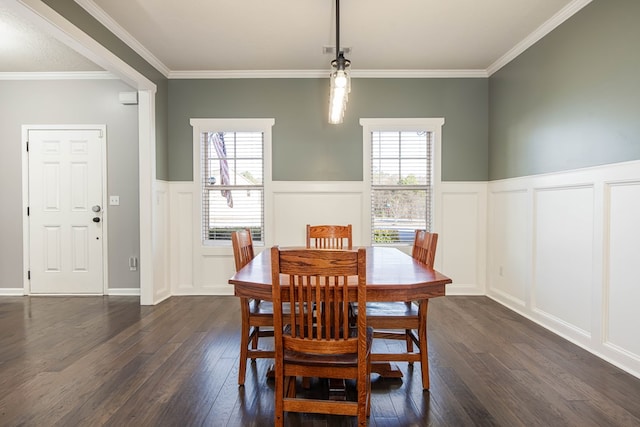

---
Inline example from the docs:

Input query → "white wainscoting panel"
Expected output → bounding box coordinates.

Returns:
[168,180,485,297]
[438,182,487,295]
[606,181,640,359]
[488,189,529,307]
[201,254,237,294]
[271,182,365,247]
[153,181,171,301]
[488,160,640,379]
[533,185,594,337]
[172,186,194,293]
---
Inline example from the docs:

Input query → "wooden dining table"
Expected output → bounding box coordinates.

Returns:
[229,246,453,381]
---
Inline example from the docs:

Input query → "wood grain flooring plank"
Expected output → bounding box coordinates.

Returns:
[2,295,640,427]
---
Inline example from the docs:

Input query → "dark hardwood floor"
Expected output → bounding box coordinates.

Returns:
[1,295,639,426]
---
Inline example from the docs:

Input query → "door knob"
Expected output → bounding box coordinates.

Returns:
[92,205,102,213]
[93,217,101,223]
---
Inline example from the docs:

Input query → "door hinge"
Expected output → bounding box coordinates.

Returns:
[27,206,30,216]
[99,129,104,138]
[26,141,29,152]
[28,270,31,280]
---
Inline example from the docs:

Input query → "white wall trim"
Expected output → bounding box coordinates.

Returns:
[169,69,488,79]
[138,91,162,305]
[0,289,25,296]
[107,288,141,296]
[0,71,117,80]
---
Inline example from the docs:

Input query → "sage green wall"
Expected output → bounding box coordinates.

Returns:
[168,78,488,182]
[488,0,640,180]
[42,0,169,180]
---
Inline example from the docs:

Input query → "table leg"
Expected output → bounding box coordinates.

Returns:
[371,362,404,378]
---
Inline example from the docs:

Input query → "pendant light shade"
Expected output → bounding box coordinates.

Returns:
[328,0,351,124]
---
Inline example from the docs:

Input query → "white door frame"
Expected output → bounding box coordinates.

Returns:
[21,124,109,295]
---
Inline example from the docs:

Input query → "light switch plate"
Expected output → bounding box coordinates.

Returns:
[109,195,120,206]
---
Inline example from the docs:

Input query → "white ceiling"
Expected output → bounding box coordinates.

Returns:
[1,0,590,76]
[0,4,102,72]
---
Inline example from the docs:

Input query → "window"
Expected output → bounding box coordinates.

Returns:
[191,119,274,245]
[361,118,444,245]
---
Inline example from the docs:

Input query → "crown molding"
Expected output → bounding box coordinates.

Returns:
[168,69,488,79]
[487,0,593,76]
[0,71,117,80]
[353,69,488,78]
[169,70,329,79]
[75,0,171,77]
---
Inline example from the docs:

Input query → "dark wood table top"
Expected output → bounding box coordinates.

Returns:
[229,246,452,302]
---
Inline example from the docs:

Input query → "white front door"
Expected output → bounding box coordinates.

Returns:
[27,128,105,294]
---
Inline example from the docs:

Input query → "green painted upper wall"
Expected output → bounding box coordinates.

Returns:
[42,0,169,180]
[39,0,640,183]
[488,0,640,180]
[168,78,488,182]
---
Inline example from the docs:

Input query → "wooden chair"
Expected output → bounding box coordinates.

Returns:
[364,230,439,390]
[231,229,274,386]
[306,224,353,249]
[271,246,372,426]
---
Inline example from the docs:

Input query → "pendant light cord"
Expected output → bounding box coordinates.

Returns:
[335,0,340,60]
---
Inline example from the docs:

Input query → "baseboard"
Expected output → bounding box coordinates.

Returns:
[172,285,235,297]
[445,283,484,295]
[0,288,25,296]
[107,288,141,296]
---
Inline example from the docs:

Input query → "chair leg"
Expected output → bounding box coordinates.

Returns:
[302,376,311,389]
[418,299,430,389]
[275,376,285,427]
[366,357,372,417]
[405,328,414,365]
[358,357,370,425]
[238,298,251,386]
[286,376,297,398]
[251,326,260,351]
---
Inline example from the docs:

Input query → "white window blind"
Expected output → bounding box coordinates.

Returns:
[370,130,433,244]
[201,131,264,243]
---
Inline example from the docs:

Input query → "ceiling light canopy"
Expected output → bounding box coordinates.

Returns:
[328,0,351,124]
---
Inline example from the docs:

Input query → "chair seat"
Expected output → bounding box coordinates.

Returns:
[249,300,294,318]
[283,325,374,366]
[249,299,276,317]
[364,301,418,318]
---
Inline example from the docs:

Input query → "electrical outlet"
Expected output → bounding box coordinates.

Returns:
[109,195,120,206]
[129,256,138,271]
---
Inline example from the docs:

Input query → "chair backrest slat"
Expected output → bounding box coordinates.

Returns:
[411,230,438,268]
[272,246,366,354]
[231,229,255,272]
[306,224,353,249]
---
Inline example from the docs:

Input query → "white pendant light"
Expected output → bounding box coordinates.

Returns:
[328,0,351,124]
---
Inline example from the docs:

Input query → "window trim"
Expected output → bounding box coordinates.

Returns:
[191,118,275,247]
[360,118,445,246]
